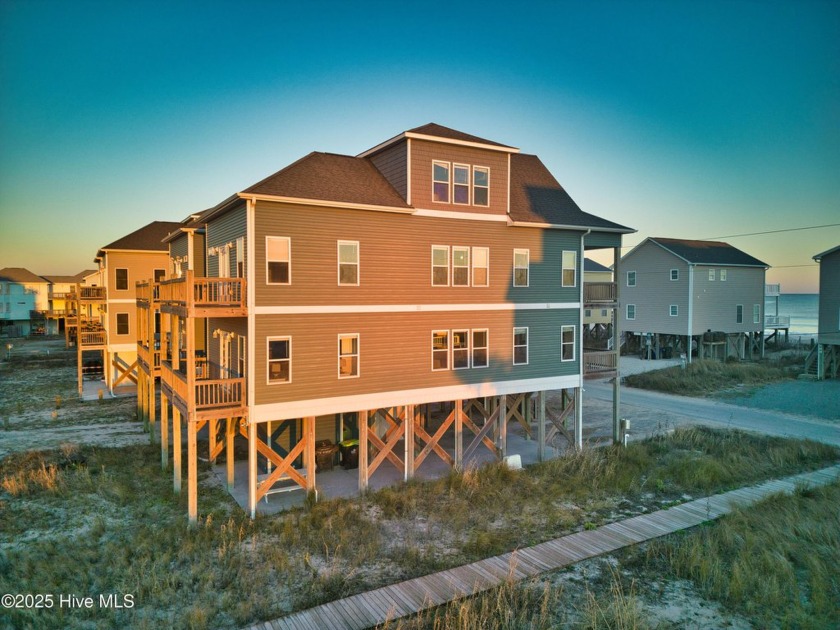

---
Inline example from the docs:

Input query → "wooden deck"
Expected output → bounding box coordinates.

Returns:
[245,464,840,630]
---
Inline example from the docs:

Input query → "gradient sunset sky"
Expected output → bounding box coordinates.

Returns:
[1,0,838,292]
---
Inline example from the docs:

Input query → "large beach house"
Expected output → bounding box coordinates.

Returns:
[139,124,633,521]
[619,237,769,361]
[807,245,840,379]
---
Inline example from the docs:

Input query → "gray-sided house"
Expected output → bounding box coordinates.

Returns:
[619,237,769,362]
[806,245,840,379]
[141,123,634,522]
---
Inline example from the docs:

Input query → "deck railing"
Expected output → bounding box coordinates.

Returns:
[583,282,617,304]
[74,286,107,301]
[765,315,790,328]
[583,350,617,374]
[79,330,107,346]
[159,272,245,311]
[765,284,781,297]
[161,359,244,411]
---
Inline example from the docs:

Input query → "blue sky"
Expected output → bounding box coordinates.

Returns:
[1,0,838,291]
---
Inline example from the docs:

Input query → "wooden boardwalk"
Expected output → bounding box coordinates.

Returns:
[245,465,840,630]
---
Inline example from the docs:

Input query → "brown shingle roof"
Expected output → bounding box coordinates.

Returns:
[98,221,182,253]
[0,267,48,284]
[650,238,768,267]
[407,123,515,149]
[509,154,632,232]
[243,152,410,208]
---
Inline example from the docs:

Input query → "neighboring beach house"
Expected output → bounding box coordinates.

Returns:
[619,237,769,361]
[139,123,633,522]
[583,258,613,329]
[0,267,50,337]
[42,271,96,340]
[73,221,179,396]
[807,245,840,379]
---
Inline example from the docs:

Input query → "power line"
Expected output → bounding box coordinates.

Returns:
[703,223,840,240]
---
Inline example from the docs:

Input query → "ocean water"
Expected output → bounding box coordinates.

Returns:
[765,293,818,335]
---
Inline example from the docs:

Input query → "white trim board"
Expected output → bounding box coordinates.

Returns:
[251,374,580,423]
[254,302,581,315]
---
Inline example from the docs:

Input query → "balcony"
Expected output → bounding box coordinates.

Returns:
[70,286,107,302]
[135,280,159,309]
[583,282,617,306]
[583,350,617,375]
[765,284,781,297]
[137,342,161,375]
[159,271,246,317]
[161,359,245,419]
[78,325,107,347]
[765,315,790,329]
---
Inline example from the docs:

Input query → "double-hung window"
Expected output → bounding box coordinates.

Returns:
[266,237,290,284]
[670,269,679,281]
[670,305,679,317]
[338,334,359,378]
[561,325,575,362]
[453,164,470,204]
[115,268,128,291]
[472,247,489,287]
[513,327,528,365]
[433,161,450,203]
[736,304,743,324]
[452,247,470,286]
[472,329,489,368]
[432,246,450,286]
[709,269,716,281]
[562,251,577,287]
[267,337,291,384]
[627,304,636,320]
[116,313,129,335]
[513,249,529,287]
[627,271,636,287]
[338,241,359,285]
[452,330,470,369]
[753,304,761,324]
[473,167,489,206]
[432,330,449,371]
[720,269,727,281]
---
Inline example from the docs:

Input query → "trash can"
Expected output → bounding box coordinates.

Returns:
[315,440,338,472]
[339,439,359,470]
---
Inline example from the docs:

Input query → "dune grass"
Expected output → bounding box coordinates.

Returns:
[624,358,796,396]
[0,423,837,628]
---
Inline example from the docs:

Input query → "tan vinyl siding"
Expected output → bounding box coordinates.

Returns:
[368,139,407,200]
[691,266,765,333]
[620,243,689,335]
[254,308,579,406]
[254,201,581,306]
[103,250,170,344]
[207,204,247,277]
[409,139,509,215]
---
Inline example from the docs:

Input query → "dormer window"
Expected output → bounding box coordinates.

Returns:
[433,161,450,203]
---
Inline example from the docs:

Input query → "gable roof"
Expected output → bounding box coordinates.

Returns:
[508,154,633,233]
[42,274,82,284]
[0,267,47,284]
[584,258,612,273]
[406,123,515,149]
[813,245,840,261]
[243,152,411,209]
[646,237,768,267]
[97,221,182,258]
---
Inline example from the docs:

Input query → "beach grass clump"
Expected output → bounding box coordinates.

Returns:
[624,358,794,396]
[641,480,840,628]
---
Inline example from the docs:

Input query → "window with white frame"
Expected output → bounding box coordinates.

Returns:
[432,330,449,370]
[116,313,129,335]
[513,327,528,365]
[453,164,470,204]
[115,268,128,291]
[513,249,529,287]
[338,241,359,285]
[585,309,592,317]
[627,304,636,320]
[562,250,577,287]
[218,244,231,278]
[670,305,679,317]
[472,329,488,368]
[736,304,743,324]
[267,337,291,383]
[452,247,470,286]
[338,334,359,378]
[433,161,450,203]
[720,269,727,281]
[473,167,489,206]
[709,269,716,281]
[561,325,575,361]
[627,271,636,287]
[753,304,760,324]
[453,329,470,369]
[266,237,290,284]
[472,247,489,287]
[432,246,449,286]
[670,269,679,281]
